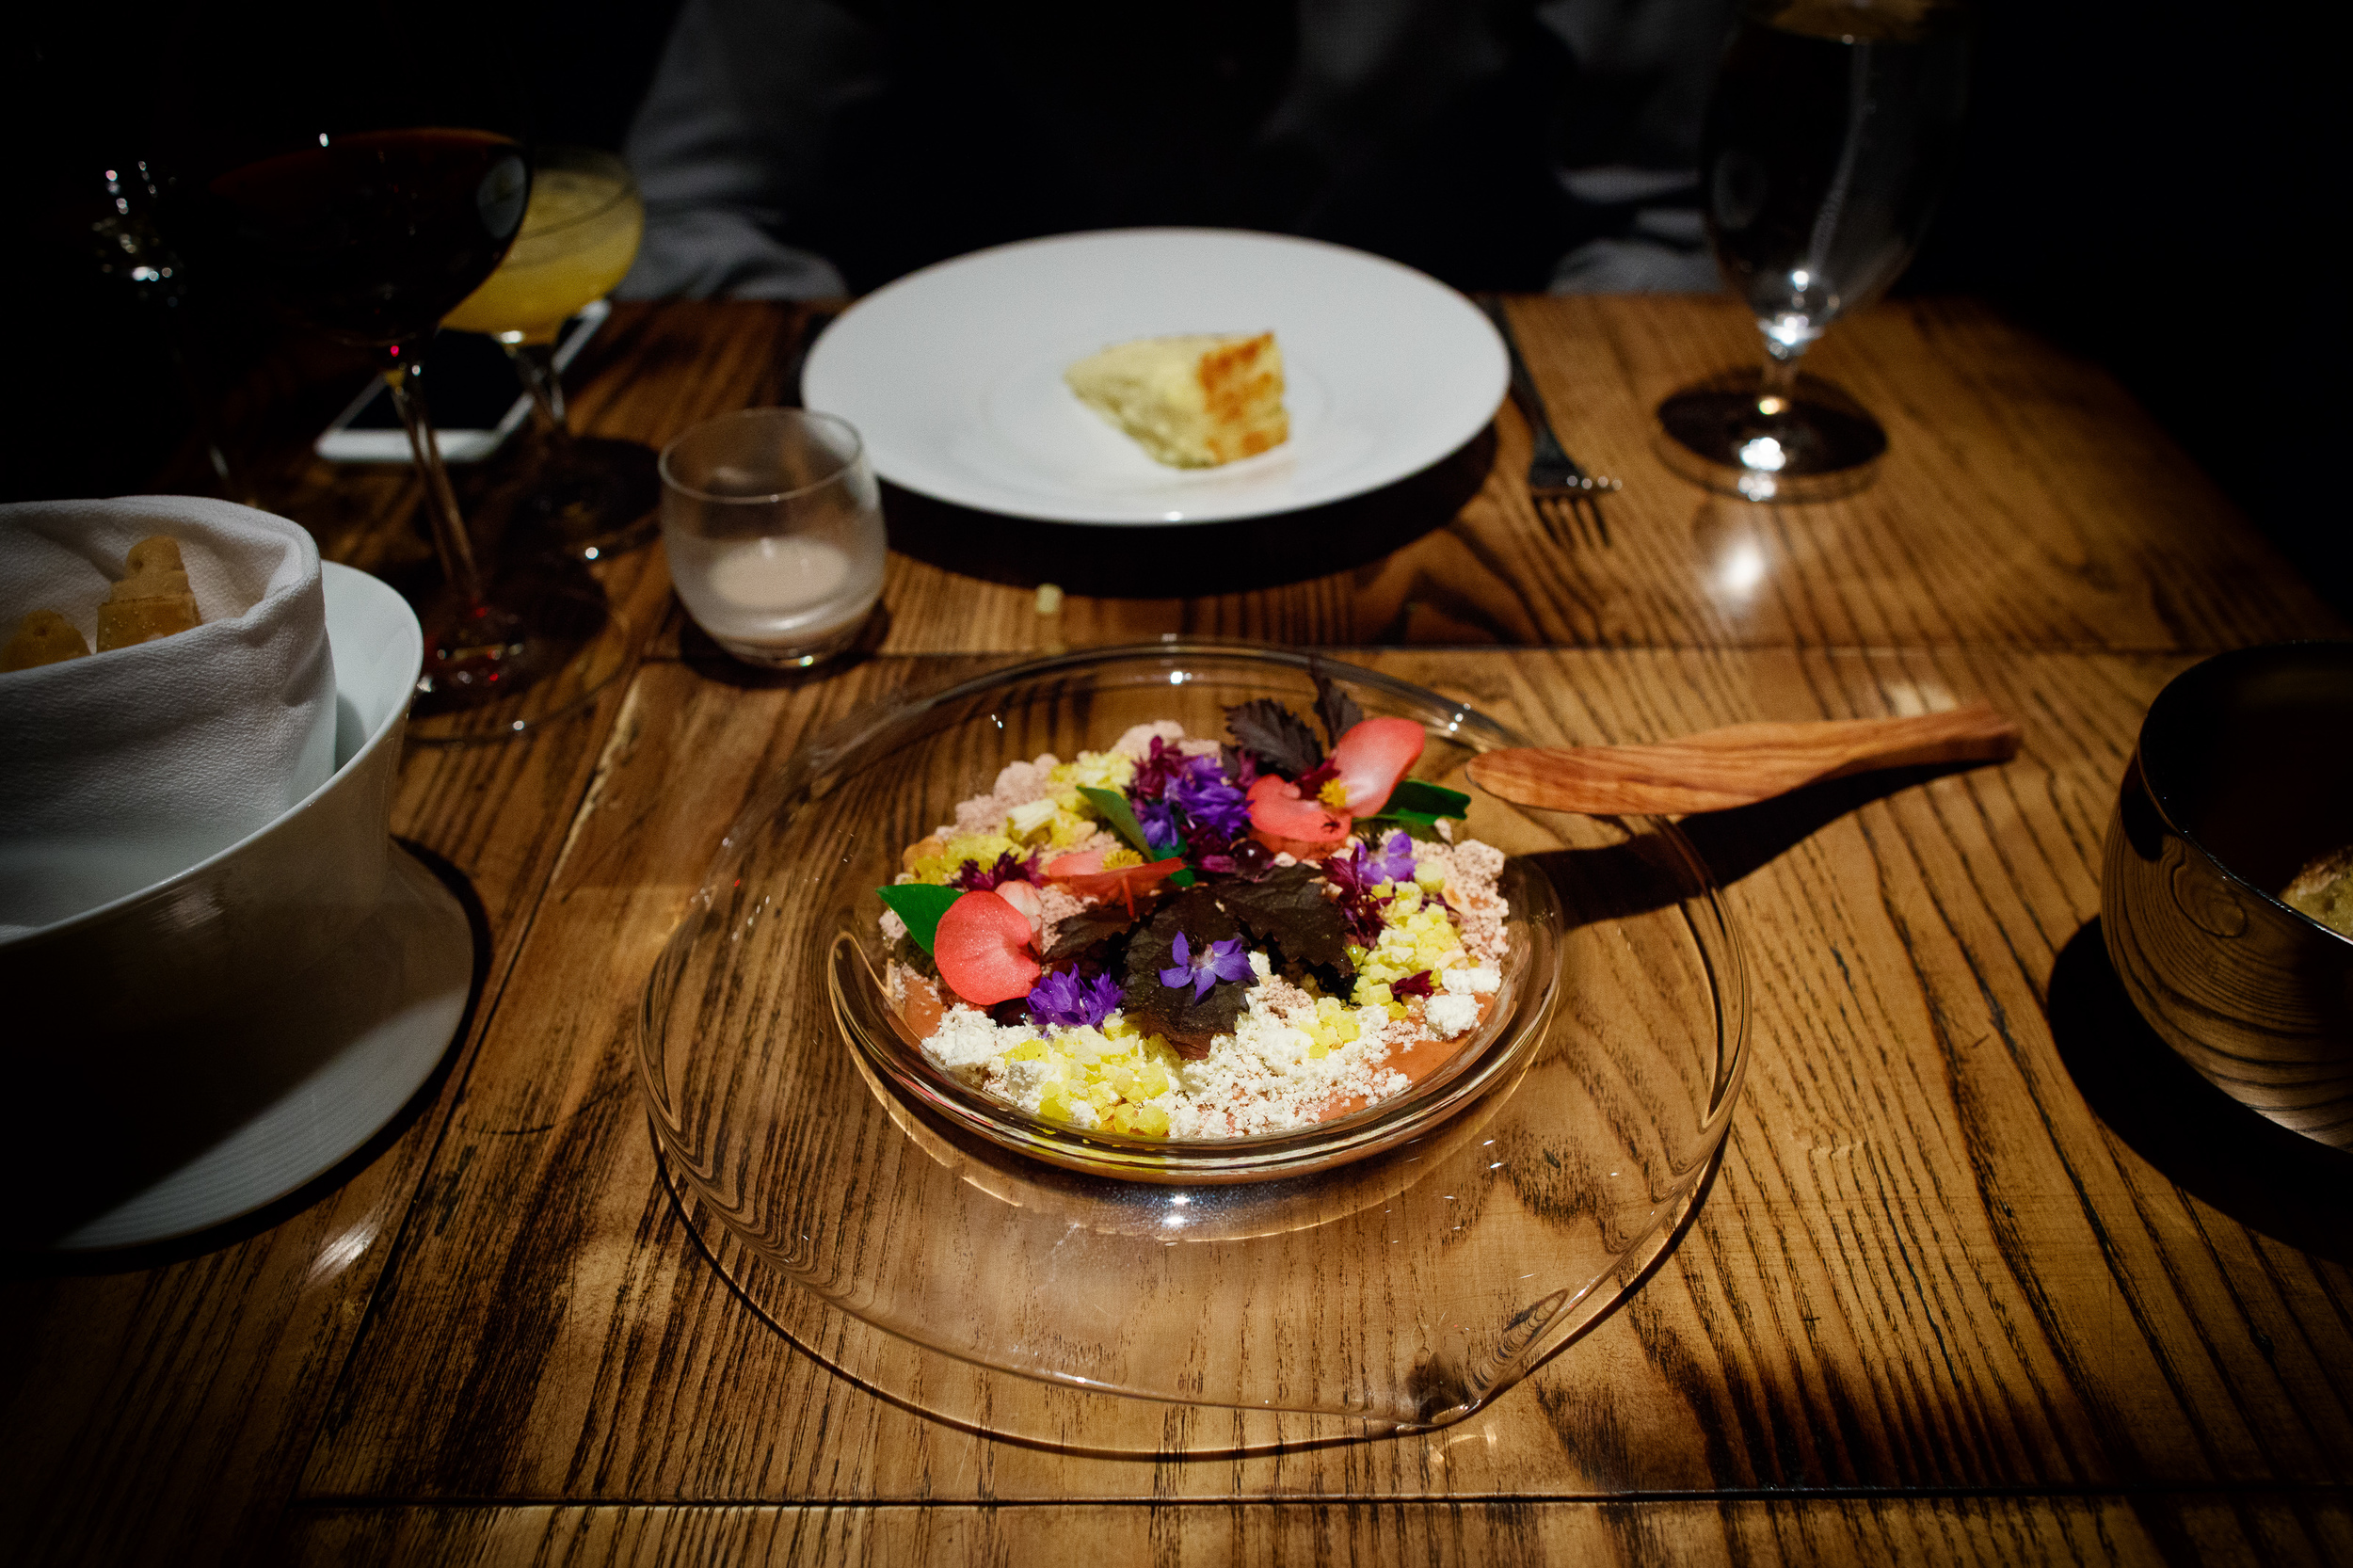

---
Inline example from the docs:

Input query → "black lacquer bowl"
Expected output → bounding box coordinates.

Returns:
[2102,643,2353,1148]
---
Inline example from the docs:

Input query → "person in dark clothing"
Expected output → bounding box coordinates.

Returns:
[616,0,1737,301]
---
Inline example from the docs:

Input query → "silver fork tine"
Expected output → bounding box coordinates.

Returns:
[1573,490,1612,548]
[1540,497,1587,550]
[1480,297,1622,548]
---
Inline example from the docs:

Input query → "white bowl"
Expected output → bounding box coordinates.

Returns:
[1,563,421,1027]
[4,564,473,1249]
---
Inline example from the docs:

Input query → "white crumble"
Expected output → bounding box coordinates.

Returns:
[928,1004,1036,1083]
[1413,839,1508,964]
[952,755,1063,834]
[1161,984,1411,1138]
[1425,991,1481,1038]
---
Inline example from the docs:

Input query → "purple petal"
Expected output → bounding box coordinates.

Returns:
[1081,972,1124,1022]
[1137,797,1178,843]
[1372,830,1417,882]
[1206,937,1255,985]
[1026,969,1077,1025]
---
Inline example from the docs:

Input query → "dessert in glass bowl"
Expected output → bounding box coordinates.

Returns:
[875,675,1508,1142]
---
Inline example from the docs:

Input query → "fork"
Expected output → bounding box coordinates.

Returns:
[1480,297,1622,548]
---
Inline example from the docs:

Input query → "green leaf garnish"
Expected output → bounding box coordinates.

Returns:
[1078,785,1157,858]
[1361,778,1473,829]
[1079,784,1196,887]
[876,883,963,953]
[1385,778,1472,819]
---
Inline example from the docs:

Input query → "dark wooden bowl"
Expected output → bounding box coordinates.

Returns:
[2102,643,2353,1148]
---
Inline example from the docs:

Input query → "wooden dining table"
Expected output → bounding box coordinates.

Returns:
[5,293,2349,1566]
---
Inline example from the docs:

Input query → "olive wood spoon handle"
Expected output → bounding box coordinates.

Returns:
[1465,704,2022,816]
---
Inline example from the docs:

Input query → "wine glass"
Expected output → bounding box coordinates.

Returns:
[153,5,627,739]
[1657,0,1972,503]
[440,144,660,562]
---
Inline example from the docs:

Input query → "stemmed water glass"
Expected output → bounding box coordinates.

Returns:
[1658,0,1972,502]
[441,144,660,561]
[155,6,626,739]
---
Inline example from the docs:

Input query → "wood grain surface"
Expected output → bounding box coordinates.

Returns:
[275,648,2352,1517]
[4,296,2347,1567]
[277,1497,2353,1567]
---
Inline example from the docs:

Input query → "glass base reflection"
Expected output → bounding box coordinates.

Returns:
[1657,368,1885,504]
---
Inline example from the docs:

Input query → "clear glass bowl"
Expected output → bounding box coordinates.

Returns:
[639,645,1748,1448]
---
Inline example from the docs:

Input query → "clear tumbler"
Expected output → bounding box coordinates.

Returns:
[659,408,887,667]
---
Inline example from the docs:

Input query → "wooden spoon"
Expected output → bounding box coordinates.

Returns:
[1465,704,2022,816]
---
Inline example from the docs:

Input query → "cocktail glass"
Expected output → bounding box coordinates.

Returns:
[441,145,657,561]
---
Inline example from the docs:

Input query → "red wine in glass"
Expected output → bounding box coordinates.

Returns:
[179,106,625,736]
[202,128,527,346]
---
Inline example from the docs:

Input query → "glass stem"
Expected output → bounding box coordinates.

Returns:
[505,340,578,456]
[1757,342,1805,408]
[380,349,488,607]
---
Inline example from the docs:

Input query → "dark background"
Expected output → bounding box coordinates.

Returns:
[4,0,2342,614]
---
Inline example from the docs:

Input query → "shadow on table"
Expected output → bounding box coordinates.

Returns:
[1526,758,2009,931]
[878,426,1497,599]
[0,840,489,1276]
[2046,920,2353,1264]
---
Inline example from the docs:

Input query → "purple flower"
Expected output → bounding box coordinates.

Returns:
[1135,796,1182,858]
[1159,931,1254,1001]
[1321,851,1387,945]
[1128,737,1185,801]
[1168,759,1251,839]
[1361,829,1417,884]
[1027,968,1124,1029]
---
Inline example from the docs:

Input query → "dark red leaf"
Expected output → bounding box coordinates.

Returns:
[1311,665,1367,751]
[1225,698,1322,777]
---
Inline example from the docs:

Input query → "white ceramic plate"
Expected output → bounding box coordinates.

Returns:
[802,229,1508,525]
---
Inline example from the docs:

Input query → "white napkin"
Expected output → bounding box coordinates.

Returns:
[0,497,341,933]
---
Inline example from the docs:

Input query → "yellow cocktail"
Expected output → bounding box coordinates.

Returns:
[443,152,643,344]
[443,147,658,560]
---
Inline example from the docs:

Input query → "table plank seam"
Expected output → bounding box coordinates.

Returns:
[280,1483,2353,1510]
[280,642,668,1496]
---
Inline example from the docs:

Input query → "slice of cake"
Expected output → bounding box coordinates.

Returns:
[1064,332,1289,468]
